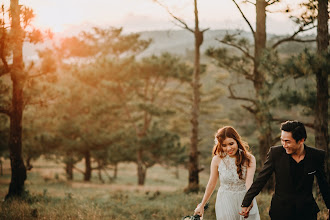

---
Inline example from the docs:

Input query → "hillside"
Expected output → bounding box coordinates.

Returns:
[22,29,316,61]
[138,29,316,56]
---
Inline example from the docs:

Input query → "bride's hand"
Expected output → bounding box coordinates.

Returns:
[194,203,204,217]
[239,202,253,218]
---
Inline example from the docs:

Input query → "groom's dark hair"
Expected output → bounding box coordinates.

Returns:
[281,120,307,142]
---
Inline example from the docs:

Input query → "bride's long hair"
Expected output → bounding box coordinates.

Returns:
[212,126,251,179]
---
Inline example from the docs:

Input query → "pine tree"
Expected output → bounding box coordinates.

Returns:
[0,1,49,199]
[206,1,317,191]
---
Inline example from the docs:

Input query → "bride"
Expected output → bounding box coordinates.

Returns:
[194,126,260,220]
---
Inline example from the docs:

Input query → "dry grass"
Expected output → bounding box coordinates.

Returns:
[0,157,328,220]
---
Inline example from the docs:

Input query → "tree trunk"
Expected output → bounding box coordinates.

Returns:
[25,157,33,171]
[255,111,275,191]
[0,158,3,176]
[254,0,274,191]
[84,150,91,181]
[253,0,267,93]
[187,0,203,193]
[96,160,104,183]
[137,149,146,185]
[6,0,27,200]
[65,159,74,180]
[254,0,269,162]
[255,0,266,59]
[113,163,118,179]
[315,0,329,181]
[175,165,179,179]
[255,113,272,165]
[98,168,104,183]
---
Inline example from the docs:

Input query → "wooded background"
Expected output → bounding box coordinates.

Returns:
[0,0,328,208]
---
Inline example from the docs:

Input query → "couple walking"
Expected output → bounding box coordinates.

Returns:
[194,120,330,220]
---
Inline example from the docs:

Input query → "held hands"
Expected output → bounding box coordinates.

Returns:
[239,203,253,218]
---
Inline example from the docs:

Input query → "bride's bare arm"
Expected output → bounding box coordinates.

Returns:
[194,155,220,216]
[241,153,257,215]
[245,154,256,190]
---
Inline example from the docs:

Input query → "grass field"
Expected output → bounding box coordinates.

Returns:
[0,158,328,220]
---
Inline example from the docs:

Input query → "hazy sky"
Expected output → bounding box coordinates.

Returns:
[11,0,306,35]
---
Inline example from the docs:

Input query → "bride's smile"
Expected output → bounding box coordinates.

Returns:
[221,137,238,157]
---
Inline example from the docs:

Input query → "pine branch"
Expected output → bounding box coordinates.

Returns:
[267,0,279,6]
[271,117,315,129]
[0,106,11,116]
[242,0,256,6]
[240,67,254,81]
[228,84,257,105]
[241,104,257,114]
[232,0,255,37]
[28,71,48,78]
[24,95,58,108]
[116,83,140,134]
[73,165,85,174]
[80,135,114,151]
[201,28,210,33]
[101,167,115,181]
[0,24,9,74]
[272,135,281,145]
[272,25,316,49]
[153,0,194,33]
[216,38,255,62]
[0,66,9,77]
[91,166,103,171]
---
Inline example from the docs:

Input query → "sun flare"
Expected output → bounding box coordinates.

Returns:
[1,0,305,35]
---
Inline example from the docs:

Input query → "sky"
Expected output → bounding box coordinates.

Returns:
[4,0,307,35]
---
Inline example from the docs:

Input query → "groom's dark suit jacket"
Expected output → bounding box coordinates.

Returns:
[242,145,330,219]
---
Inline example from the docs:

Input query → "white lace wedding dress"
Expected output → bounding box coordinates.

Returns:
[215,155,260,220]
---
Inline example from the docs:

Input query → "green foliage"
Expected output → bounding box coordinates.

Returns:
[137,123,186,167]
[289,0,317,27]
[277,83,316,115]
[27,28,44,44]
[139,52,192,82]
[0,3,57,171]
[60,36,97,58]
[28,27,194,183]
[277,49,330,115]
[206,44,253,88]
[285,48,330,78]
[36,48,59,74]
[20,6,36,28]
[58,27,151,59]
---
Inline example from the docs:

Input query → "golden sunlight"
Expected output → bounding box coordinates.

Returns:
[2,0,307,34]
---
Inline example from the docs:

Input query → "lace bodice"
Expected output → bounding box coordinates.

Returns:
[218,155,246,192]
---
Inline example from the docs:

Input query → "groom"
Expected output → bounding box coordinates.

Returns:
[240,120,330,220]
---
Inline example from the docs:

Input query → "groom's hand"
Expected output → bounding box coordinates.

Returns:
[239,206,250,218]
[239,203,253,219]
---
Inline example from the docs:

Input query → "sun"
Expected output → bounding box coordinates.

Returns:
[20,0,87,33]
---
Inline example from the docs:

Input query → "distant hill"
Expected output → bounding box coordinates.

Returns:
[138,29,316,57]
[138,29,254,57]
[22,29,316,61]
